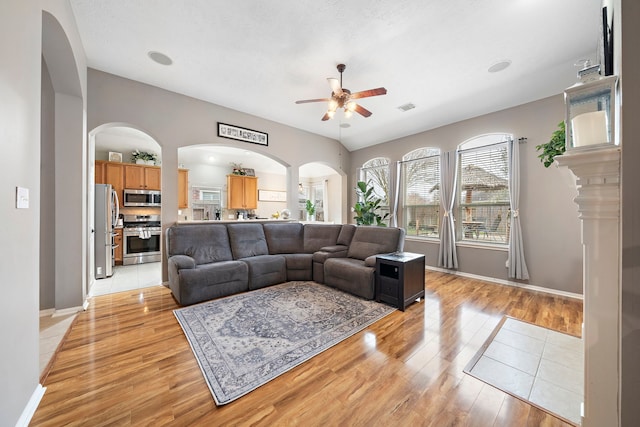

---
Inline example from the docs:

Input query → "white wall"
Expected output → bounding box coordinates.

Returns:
[0,2,43,424]
[350,95,583,295]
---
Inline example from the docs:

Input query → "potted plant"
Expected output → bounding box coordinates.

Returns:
[535,121,566,167]
[353,180,389,226]
[230,162,246,175]
[305,199,316,221]
[131,150,157,165]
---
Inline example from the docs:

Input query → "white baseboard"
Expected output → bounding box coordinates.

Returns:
[426,265,583,300]
[51,306,83,318]
[15,384,46,427]
[39,308,55,318]
[40,306,84,318]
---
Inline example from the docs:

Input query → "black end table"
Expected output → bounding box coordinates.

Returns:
[376,252,425,311]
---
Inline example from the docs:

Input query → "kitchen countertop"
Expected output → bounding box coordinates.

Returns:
[175,219,297,225]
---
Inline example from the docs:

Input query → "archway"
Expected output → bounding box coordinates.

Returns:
[88,123,162,296]
[299,162,344,223]
[40,11,84,311]
[178,144,288,220]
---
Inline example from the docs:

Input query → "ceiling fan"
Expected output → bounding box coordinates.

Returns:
[295,64,387,121]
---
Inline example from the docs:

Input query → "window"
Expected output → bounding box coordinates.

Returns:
[360,157,390,224]
[298,182,324,221]
[458,134,510,243]
[401,148,440,237]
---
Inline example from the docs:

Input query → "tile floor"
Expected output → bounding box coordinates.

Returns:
[467,317,584,425]
[40,262,163,376]
[89,262,163,296]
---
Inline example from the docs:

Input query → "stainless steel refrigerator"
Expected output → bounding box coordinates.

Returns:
[95,184,119,279]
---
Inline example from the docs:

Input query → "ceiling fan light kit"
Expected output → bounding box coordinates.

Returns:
[296,63,387,121]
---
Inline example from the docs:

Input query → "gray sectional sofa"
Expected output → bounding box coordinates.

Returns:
[166,222,405,306]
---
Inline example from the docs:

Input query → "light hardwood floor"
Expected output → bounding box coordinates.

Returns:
[31,271,583,426]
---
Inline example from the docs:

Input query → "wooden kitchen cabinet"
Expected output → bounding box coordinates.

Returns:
[178,169,189,209]
[227,175,258,209]
[95,160,106,184]
[105,162,124,207]
[124,164,161,190]
[114,228,123,265]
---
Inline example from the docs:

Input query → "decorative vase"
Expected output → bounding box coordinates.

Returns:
[135,159,145,164]
[145,160,155,165]
[306,212,315,222]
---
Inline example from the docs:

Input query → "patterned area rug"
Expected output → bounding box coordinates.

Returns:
[174,281,395,405]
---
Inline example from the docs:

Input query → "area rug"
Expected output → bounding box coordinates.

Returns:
[464,316,583,426]
[174,281,395,405]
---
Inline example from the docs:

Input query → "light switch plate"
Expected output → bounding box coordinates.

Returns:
[16,186,29,209]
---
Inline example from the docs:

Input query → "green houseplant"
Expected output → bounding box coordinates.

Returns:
[353,180,389,226]
[305,199,316,221]
[131,150,157,165]
[536,121,566,167]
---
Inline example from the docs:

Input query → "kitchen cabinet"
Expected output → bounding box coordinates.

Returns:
[105,162,124,208]
[95,160,106,184]
[178,169,189,209]
[124,164,161,190]
[114,228,123,265]
[227,175,258,209]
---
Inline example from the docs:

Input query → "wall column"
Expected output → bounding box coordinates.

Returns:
[556,147,621,427]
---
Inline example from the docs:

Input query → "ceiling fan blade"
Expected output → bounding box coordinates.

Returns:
[354,104,372,118]
[295,98,331,104]
[327,78,342,96]
[321,113,331,121]
[350,87,387,99]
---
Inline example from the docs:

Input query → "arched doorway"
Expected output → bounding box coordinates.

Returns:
[178,144,287,221]
[299,162,343,223]
[88,124,162,296]
[40,11,84,312]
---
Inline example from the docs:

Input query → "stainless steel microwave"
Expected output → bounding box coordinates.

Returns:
[123,189,161,207]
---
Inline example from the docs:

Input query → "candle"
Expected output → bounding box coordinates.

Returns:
[572,111,608,147]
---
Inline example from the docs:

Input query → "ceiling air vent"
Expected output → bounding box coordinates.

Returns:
[397,103,415,112]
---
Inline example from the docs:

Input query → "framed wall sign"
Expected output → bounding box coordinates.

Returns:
[258,190,287,202]
[218,122,268,146]
[108,151,123,162]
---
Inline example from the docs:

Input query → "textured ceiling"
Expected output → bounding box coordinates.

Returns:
[72,0,603,151]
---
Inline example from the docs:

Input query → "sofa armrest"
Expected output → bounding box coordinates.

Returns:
[312,248,347,263]
[168,254,196,270]
[318,244,348,253]
[364,255,378,267]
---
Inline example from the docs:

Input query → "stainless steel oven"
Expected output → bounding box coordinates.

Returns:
[122,214,161,265]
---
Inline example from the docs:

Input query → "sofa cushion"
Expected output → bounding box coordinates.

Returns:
[263,223,304,254]
[172,260,248,305]
[324,257,376,300]
[166,224,233,265]
[241,254,287,290]
[282,253,313,281]
[337,224,356,246]
[227,223,269,259]
[303,224,343,253]
[347,226,401,261]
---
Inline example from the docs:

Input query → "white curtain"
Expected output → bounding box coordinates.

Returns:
[508,139,529,279]
[438,151,458,268]
[391,161,401,227]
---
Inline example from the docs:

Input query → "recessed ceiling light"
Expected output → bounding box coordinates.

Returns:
[148,51,173,66]
[488,60,512,73]
[340,123,351,128]
[208,156,215,162]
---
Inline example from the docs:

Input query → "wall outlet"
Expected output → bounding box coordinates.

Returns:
[505,260,509,268]
[228,214,234,219]
[97,266,102,275]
